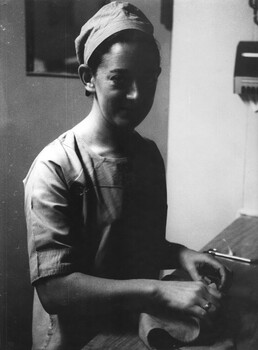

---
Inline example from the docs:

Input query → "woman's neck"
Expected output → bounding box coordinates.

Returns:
[76,109,134,158]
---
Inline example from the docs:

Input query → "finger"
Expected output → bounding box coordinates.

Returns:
[207,284,222,299]
[205,295,220,309]
[187,265,203,282]
[193,304,215,327]
[202,285,222,307]
[221,266,233,291]
[191,284,220,311]
[200,300,217,313]
[216,265,226,289]
[201,286,221,308]
[190,305,209,320]
[202,255,227,289]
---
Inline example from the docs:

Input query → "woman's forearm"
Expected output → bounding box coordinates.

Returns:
[36,270,223,321]
[35,272,156,316]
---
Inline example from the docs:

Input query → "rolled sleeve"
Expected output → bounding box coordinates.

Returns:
[24,154,80,284]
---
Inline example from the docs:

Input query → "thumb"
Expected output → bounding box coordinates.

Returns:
[187,265,203,282]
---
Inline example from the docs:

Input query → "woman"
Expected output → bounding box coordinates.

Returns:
[24,2,229,349]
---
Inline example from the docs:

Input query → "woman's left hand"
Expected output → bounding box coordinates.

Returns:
[178,247,231,291]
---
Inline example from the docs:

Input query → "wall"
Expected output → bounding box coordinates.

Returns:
[166,0,258,250]
[0,0,171,348]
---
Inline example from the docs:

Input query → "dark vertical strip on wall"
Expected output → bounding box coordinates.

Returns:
[25,0,35,73]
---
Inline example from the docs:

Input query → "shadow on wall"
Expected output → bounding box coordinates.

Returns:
[1,122,33,350]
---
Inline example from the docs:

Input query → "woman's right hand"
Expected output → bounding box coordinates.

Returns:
[149,280,222,320]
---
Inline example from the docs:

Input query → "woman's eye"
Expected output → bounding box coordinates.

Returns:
[109,74,157,89]
[142,75,158,86]
[110,75,127,86]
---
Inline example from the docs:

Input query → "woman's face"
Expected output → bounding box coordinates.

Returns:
[91,41,161,131]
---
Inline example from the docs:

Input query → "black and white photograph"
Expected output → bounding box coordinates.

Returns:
[1,1,258,349]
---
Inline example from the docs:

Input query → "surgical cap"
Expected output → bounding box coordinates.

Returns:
[75,1,154,65]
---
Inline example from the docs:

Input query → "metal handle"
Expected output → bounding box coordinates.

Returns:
[205,248,252,263]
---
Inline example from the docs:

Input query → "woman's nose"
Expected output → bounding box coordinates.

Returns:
[126,81,139,100]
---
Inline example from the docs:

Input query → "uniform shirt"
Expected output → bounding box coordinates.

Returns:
[23,127,167,349]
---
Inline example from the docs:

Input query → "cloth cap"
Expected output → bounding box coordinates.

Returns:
[75,1,154,65]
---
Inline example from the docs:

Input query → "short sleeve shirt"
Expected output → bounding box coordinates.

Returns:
[24,128,167,284]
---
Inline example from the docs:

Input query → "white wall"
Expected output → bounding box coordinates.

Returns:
[166,0,258,249]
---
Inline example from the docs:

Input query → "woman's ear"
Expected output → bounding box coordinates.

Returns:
[78,64,95,94]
